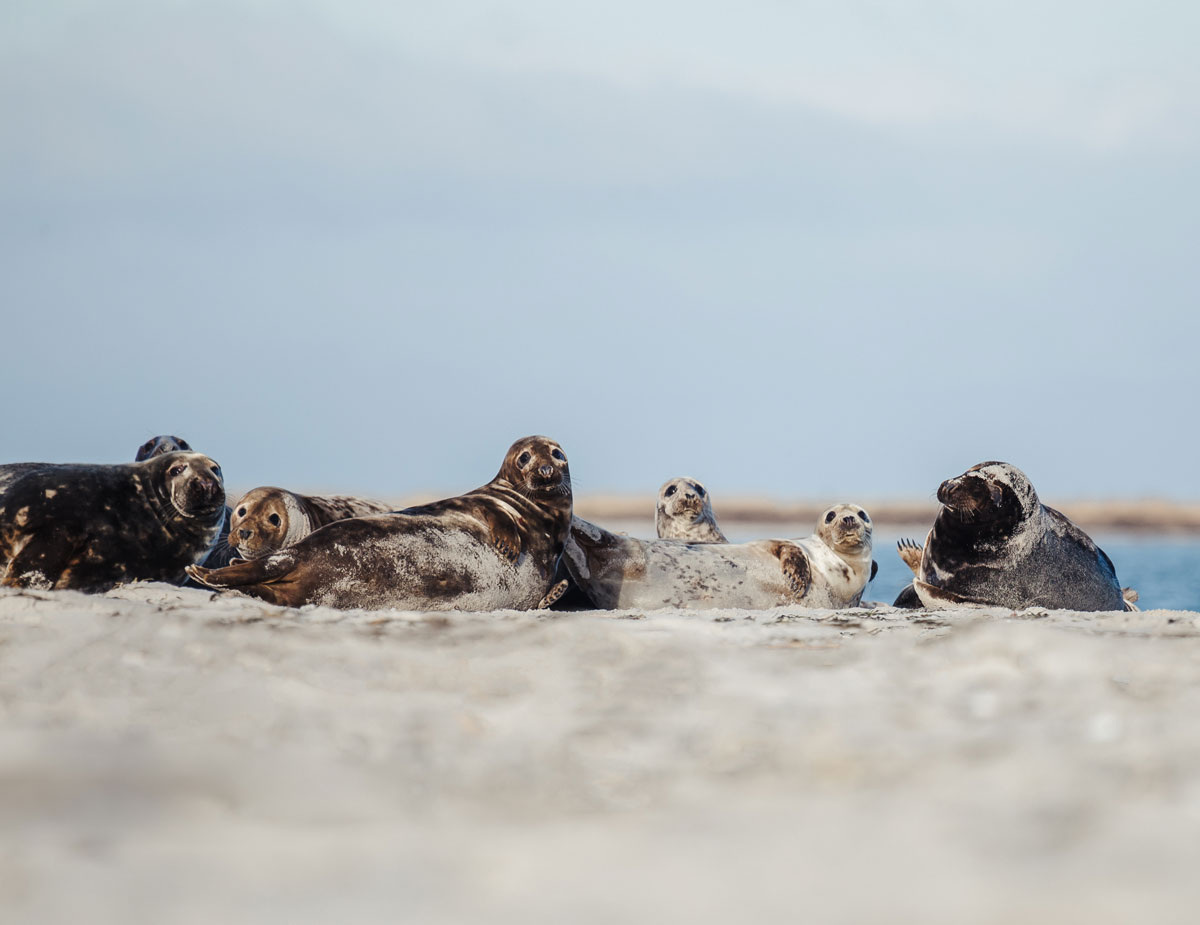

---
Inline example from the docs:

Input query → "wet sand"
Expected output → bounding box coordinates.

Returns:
[3,585,1200,923]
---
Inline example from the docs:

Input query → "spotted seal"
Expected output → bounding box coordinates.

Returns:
[228,487,393,559]
[564,503,874,610]
[891,461,1133,611]
[655,477,727,543]
[186,436,573,611]
[136,434,235,568]
[0,452,226,591]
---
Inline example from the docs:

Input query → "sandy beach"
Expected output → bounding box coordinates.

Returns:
[3,585,1200,924]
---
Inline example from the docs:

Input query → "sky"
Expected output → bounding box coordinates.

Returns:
[2,0,1198,501]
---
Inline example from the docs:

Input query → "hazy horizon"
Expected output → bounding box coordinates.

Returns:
[4,1,1198,500]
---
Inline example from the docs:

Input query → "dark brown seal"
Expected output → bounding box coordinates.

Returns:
[229,487,393,559]
[892,461,1131,611]
[187,436,573,611]
[0,452,226,591]
[136,434,235,569]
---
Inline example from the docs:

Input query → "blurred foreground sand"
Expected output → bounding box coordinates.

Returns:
[3,585,1200,924]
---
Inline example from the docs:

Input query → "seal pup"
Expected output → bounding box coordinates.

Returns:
[564,503,874,610]
[186,436,573,611]
[655,477,727,543]
[891,461,1131,611]
[229,487,393,559]
[0,452,226,591]
[136,434,236,569]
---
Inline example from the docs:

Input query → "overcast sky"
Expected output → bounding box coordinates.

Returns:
[3,0,1198,501]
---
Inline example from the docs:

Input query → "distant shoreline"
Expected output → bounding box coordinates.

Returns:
[566,496,1200,533]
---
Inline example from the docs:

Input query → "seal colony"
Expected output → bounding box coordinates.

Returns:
[0,435,1142,613]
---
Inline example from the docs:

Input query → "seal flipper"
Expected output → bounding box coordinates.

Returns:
[893,583,922,608]
[489,511,524,564]
[1122,587,1140,612]
[896,538,923,575]
[870,560,879,582]
[3,533,85,589]
[767,540,811,598]
[186,552,296,589]
[536,579,569,610]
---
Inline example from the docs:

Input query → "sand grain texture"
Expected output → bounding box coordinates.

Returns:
[2,585,1200,924]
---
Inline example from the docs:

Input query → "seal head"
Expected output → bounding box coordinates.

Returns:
[655,477,726,543]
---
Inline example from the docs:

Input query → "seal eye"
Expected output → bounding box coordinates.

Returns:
[517,452,531,467]
[665,485,677,497]
[237,507,246,517]
[858,510,869,522]
[825,511,836,524]
[268,513,282,527]
[211,466,221,477]
[551,449,565,462]
[168,464,185,477]
[695,485,706,498]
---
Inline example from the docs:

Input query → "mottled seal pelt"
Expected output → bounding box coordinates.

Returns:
[186,436,573,611]
[229,487,393,560]
[564,503,874,610]
[135,434,236,569]
[0,452,226,591]
[891,461,1133,612]
[655,477,726,543]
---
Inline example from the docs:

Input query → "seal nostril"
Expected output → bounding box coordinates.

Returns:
[539,465,554,478]
[238,529,251,540]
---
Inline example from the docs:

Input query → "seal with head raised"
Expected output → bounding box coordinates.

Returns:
[891,461,1132,611]
[228,487,393,560]
[186,436,574,611]
[135,434,236,569]
[564,503,874,610]
[0,452,226,591]
[655,477,727,543]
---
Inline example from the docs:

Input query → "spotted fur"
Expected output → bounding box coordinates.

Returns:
[187,436,573,611]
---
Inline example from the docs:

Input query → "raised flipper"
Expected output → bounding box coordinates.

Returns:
[870,560,879,582]
[537,579,569,610]
[1122,587,1140,612]
[896,538,924,575]
[767,540,811,598]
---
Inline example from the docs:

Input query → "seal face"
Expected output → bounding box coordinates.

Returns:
[655,477,726,543]
[893,461,1129,611]
[0,452,226,591]
[564,503,874,610]
[135,435,235,569]
[187,436,574,611]
[229,487,393,560]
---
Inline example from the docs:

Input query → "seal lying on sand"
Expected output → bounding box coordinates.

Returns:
[0,452,226,591]
[229,487,392,560]
[892,461,1134,612]
[136,434,236,568]
[564,503,874,610]
[655,477,727,543]
[187,436,573,611]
